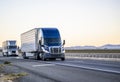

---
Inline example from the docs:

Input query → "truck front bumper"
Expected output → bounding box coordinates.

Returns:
[44,53,65,59]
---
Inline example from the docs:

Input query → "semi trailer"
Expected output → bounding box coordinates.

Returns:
[2,40,18,56]
[21,28,65,61]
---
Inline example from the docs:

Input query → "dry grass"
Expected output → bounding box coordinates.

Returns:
[0,61,28,82]
[0,72,28,82]
[0,61,11,73]
[3,73,28,81]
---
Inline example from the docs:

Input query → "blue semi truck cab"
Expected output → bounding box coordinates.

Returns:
[21,28,65,61]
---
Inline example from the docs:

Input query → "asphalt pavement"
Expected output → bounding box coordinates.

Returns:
[0,54,120,82]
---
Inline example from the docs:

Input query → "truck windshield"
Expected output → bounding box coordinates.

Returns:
[42,28,61,46]
[9,41,16,45]
[44,38,61,46]
[8,46,17,49]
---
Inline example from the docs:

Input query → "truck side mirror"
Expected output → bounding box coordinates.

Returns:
[63,40,65,45]
[39,40,41,45]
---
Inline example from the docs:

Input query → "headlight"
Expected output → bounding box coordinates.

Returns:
[8,52,11,54]
[61,47,65,53]
[42,47,49,53]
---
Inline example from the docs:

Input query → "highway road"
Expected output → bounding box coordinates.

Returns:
[0,54,120,82]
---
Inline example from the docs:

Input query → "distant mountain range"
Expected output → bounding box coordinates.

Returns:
[65,44,120,50]
[0,44,120,50]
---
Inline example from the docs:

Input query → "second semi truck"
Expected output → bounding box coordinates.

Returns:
[21,28,65,61]
[2,40,18,56]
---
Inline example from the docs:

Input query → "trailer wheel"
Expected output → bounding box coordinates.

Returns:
[34,53,37,60]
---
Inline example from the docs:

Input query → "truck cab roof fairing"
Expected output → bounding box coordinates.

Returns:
[41,28,61,46]
[41,28,61,38]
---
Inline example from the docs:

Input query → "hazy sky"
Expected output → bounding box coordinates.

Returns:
[0,0,120,47]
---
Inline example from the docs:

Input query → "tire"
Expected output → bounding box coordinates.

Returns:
[52,58,56,60]
[35,53,40,60]
[42,57,46,61]
[2,53,5,57]
[6,52,9,57]
[34,53,37,60]
[41,55,46,61]
[22,52,28,59]
[43,58,47,61]
[61,58,65,61]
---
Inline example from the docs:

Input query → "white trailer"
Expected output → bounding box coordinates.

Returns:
[2,40,18,56]
[21,28,65,61]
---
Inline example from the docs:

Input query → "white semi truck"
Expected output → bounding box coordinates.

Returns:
[21,28,65,61]
[2,40,18,56]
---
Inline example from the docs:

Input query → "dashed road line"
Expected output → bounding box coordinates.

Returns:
[66,61,120,67]
[47,62,120,74]
[32,64,55,67]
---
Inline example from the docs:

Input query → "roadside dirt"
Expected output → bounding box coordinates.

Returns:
[0,61,28,82]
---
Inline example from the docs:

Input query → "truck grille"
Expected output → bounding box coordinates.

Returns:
[50,47,61,54]
[12,51,16,53]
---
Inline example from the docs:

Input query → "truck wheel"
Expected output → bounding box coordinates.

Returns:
[37,55,40,60]
[36,53,40,60]
[42,57,46,61]
[52,58,56,60]
[2,53,5,57]
[23,52,28,59]
[42,56,46,61]
[61,58,65,61]
[6,52,9,57]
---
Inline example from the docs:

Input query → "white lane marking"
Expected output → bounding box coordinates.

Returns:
[16,57,23,59]
[47,62,120,74]
[32,64,55,67]
[66,61,120,67]
[67,61,84,63]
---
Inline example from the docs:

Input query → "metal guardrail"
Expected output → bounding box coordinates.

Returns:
[65,53,120,59]
[65,50,120,61]
[65,49,120,53]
